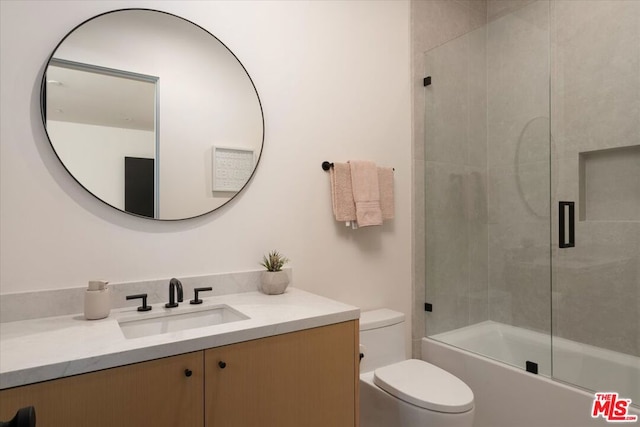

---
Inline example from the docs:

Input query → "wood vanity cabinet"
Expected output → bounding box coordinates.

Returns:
[0,350,204,427]
[0,320,359,427]
[205,320,359,427]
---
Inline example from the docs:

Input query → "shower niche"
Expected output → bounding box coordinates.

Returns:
[579,145,640,222]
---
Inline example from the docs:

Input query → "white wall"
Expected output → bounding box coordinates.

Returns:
[0,0,412,344]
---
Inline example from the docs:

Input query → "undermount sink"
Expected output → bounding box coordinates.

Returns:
[118,304,249,339]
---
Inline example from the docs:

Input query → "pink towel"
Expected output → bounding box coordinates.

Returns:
[378,167,394,220]
[349,160,383,227]
[330,162,356,222]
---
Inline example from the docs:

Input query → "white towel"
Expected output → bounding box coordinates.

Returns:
[349,160,383,227]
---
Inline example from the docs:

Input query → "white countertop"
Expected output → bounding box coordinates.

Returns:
[0,288,359,390]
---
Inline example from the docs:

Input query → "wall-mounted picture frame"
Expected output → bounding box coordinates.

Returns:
[212,146,255,192]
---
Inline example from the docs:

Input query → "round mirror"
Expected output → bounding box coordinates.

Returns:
[41,9,264,220]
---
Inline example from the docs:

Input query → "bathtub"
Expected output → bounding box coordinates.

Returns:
[422,321,640,427]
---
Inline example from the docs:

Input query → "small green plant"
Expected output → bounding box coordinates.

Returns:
[260,250,289,272]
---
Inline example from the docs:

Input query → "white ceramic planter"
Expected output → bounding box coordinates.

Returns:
[260,271,289,295]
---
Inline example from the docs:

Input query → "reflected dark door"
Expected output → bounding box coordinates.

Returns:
[124,157,154,218]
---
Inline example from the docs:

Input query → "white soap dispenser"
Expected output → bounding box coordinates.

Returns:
[84,280,110,320]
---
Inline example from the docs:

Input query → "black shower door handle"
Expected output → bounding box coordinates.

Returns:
[559,201,575,248]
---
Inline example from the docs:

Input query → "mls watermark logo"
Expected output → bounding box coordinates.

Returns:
[591,392,638,423]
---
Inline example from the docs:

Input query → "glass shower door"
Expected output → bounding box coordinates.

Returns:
[424,0,639,404]
[423,24,490,338]
[424,0,552,375]
[550,0,640,405]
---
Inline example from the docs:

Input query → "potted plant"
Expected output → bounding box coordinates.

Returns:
[259,250,290,295]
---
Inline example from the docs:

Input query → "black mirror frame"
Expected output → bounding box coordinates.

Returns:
[40,8,265,221]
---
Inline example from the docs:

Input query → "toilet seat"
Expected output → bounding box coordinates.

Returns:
[373,359,474,414]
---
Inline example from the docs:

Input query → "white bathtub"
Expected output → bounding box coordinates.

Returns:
[423,321,640,427]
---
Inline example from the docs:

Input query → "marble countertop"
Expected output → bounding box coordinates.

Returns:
[0,288,359,390]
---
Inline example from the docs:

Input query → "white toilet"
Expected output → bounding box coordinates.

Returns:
[359,309,474,427]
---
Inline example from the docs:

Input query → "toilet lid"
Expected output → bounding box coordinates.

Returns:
[373,359,474,413]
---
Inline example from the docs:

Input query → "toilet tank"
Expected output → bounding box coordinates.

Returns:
[359,309,406,373]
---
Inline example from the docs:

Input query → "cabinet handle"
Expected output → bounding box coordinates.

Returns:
[184,369,192,377]
[218,361,226,369]
[1,406,35,427]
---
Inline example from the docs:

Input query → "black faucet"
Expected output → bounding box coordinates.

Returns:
[165,278,183,308]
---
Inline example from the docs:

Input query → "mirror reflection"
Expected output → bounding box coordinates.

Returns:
[42,9,264,220]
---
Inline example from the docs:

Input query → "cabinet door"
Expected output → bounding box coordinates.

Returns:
[0,351,203,427]
[205,320,358,427]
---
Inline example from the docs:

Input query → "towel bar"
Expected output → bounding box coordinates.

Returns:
[321,161,394,171]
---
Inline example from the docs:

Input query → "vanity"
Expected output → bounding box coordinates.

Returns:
[0,288,360,426]
[1,7,359,426]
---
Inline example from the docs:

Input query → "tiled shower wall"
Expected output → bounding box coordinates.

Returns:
[413,0,639,357]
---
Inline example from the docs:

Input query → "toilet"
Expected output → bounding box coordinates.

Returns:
[359,309,474,427]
